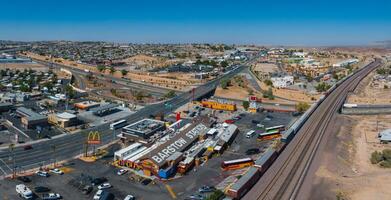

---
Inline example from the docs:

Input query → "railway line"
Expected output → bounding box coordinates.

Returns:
[243,59,382,200]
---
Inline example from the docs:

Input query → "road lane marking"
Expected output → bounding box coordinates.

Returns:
[0,159,12,172]
[165,184,177,199]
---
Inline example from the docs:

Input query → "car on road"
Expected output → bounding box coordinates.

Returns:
[42,193,61,200]
[36,171,50,177]
[124,194,136,200]
[91,177,107,186]
[251,120,260,124]
[198,185,215,193]
[50,168,64,175]
[245,148,260,155]
[256,123,264,128]
[17,176,31,183]
[82,185,93,195]
[98,182,112,190]
[23,145,33,150]
[34,186,50,193]
[117,169,128,176]
[93,190,104,200]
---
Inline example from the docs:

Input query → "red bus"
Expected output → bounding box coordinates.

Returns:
[221,158,254,171]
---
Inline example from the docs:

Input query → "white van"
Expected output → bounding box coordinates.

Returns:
[246,130,256,138]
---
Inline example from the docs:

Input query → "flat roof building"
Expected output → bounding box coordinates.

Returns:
[48,112,78,128]
[16,107,47,129]
[91,103,119,116]
[121,119,166,141]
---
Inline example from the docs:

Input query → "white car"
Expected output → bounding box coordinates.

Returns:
[50,168,64,175]
[98,182,112,190]
[42,193,61,200]
[93,190,103,200]
[124,194,135,200]
[117,169,128,176]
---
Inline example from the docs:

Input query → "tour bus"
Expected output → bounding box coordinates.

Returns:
[245,130,256,138]
[265,125,285,132]
[109,120,127,130]
[257,129,281,141]
[221,158,254,171]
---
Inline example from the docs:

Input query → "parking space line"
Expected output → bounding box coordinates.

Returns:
[165,184,177,199]
[0,159,12,172]
[0,165,7,176]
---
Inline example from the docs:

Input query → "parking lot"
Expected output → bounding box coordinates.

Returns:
[0,109,296,200]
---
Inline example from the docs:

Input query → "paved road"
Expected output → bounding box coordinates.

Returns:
[243,59,382,200]
[34,59,173,97]
[0,64,246,178]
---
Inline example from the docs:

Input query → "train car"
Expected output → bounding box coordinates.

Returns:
[281,128,294,143]
[221,158,254,171]
[253,148,277,173]
[257,130,281,141]
[226,167,260,199]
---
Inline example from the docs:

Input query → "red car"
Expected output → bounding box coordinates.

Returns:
[224,119,235,124]
[23,145,33,150]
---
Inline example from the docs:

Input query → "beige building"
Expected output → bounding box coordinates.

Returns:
[48,112,77,128]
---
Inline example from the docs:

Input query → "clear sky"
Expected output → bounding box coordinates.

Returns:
[1,0,390,45]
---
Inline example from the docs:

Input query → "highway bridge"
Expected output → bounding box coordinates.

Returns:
[243,59,382,200]
[0,64,245,178]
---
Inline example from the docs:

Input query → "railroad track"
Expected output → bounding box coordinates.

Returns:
[243,59,382,200]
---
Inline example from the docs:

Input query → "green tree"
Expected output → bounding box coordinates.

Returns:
[315,82,332,92]
[264,79,273,87]
[109,66,115,74]
[64,85,76,99]
[220,78,230,89]
[206,190,224,200]
[220,60,229,68]
[164,90,176,99]
[382,149,391,161]
[97,65,106,72]
[242,101,250,110]
[121,69,128,76]
[263,87,274,100]
[296,102,310,113]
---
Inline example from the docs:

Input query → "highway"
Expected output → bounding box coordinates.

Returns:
[0,64,245,178]
[33,59,173,97]
[243,59,382,200]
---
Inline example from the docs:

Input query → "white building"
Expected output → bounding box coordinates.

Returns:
[271,75,294,88]
[333,59,359,67]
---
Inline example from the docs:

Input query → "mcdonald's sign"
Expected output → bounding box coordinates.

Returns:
[87,131,101,144]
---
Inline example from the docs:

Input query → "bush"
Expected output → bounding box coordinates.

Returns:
[264,79,273,87]
[296,102,310,113]
[380,160,391,168]
[382,149,391,160]
[370,151,383,164]
[206,190,224,200]
[242,101,249,110]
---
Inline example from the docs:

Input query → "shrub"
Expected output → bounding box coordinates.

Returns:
[382,149,391,160]
[380,160,391,168]
[370,151,383,164]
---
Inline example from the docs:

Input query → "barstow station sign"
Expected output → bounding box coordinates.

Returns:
[150,123,208,164]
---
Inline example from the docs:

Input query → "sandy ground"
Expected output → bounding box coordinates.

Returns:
[312,115,391,200]
[0,62,48,71]
[121,54,179,68]
[253,63,278,73]
[347,66,391,104]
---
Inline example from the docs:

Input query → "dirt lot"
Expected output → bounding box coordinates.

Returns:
[311,114,391,200]
[0,62,48,71]
[347,66,391,104]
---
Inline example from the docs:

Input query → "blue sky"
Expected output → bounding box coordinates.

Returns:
[1,0,390,45]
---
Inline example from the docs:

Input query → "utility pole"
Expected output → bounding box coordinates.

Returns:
[51,144,56,168]
[8,143,15,179]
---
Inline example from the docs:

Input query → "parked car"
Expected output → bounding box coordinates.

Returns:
[23,145,33,150]
[82,185,93,195]
[34,186,50,193]
[186,194,205,200]
[141,179,152,186]
[98,182,112,190]
[124,194,136,200]
[198,185,215,193]
[91,177,107,186]
[36,171,50,177]
[224,119,235,124]
[117,169,128,176]
[50,168,64,175]
[245,148,260,155]
[93,190,104,200]
[42,193,61,200]
[251,120,260,124]
[17,176,31,183]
